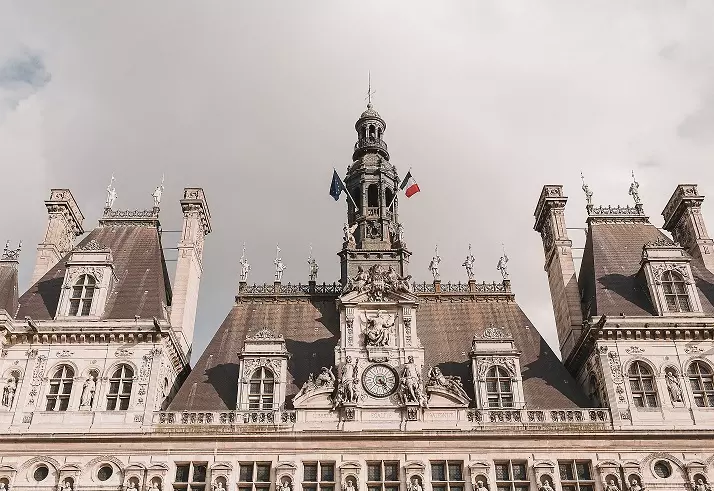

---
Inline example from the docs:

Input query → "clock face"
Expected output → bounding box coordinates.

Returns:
[362,364,398,398]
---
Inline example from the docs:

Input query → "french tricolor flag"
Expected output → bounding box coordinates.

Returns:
[399,170,420,198]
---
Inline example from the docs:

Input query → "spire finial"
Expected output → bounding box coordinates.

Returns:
[629,170,641,205]
[366,71,375,108]
[581,171,593,206]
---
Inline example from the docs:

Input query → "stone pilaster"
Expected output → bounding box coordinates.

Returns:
[662,184,714,272]
[31,189,84,285]
[533,185,582,360]
[170,188,211,354]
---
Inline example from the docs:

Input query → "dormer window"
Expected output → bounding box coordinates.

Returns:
[68,274,96,316]
[661,271,691,312]
[248,367,275,410]
[486,366,514,408]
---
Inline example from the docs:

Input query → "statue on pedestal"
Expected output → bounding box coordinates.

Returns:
[2,376,17,408]
[497,252,509,280]
[462,244,475,280]
[152,174,165,208]
[407,477,423,491]
[105,175,117,208]
[629,171,641,205]
[401,356,427,407]
[333,357,360,408]
[605,479,621,491]
[80,375,96,409]
[343,223,358,248]
[429,246,441,281]
[239,244,250,282]
[628,478,642,491]
[666,371,683,403]
[274,245,286,281]
[539,479,554,491]
[307,247,319,282]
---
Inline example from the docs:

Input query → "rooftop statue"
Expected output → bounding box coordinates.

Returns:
[497,251,509,280]
[105,174,117,208]
[629,171,641,205]
[239,244,251,282]
[462,244,475,280]
[428,246,441,280]
[274,245,286,281]
[307,246,319,282]
[152,174,165,208]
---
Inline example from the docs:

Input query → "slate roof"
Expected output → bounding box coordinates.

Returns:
[170,293,590,411]
[16,224,171,321]
[578,221,714,317]
[0,261,18,316]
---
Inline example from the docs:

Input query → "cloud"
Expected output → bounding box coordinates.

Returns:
[0,51,51,116]
[678,87,714,144]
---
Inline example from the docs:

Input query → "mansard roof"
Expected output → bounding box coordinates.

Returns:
[0,263,18,316]
[170,287,589,411]
[16,223,172,321]
[578,220,714,318]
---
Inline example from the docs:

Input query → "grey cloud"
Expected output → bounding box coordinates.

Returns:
[0,51,51,115]
[678,89,714,143]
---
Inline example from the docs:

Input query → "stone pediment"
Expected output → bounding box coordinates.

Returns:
[340,288,416,305]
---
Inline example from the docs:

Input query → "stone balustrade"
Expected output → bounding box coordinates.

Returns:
[467,408,612,429]
[155,410,297,427]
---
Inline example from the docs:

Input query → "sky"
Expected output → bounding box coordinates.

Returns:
[1,1,714,363]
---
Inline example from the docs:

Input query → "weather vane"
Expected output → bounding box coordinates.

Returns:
[366,72,376,106]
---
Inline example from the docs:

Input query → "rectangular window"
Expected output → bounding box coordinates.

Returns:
[367,461,400,491]
[238,463,272,491]
[494,461,529,491]
[558,461,594,491]
[173,463,207,491]
[303,463,335,491]
[431,461,464,491]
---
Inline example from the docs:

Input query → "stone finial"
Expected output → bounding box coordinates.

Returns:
[462,244,475,280]
[239,243,250,282]
[629,170,641,205]
[1,241,21,262]
[428,245,441,280]
[105,175,117,209]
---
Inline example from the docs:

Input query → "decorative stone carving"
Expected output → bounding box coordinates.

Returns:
[604,479,621,491]
[685,345,703,354]
[115,348,134,358]
[343,223,357,248]
[1,241,21,261]
[628,477,642,491]
[428,247,441,280]
[497,253,509,280]
[462,244,475,280]
[625,346,644,354]
[400,356,427,407]
[426,367,469,402]
[407,476,423,491]
[242,358,282,382]
[665,371,683,403]
[28,355,46,406]
[2,375,17,408]
[364,310,394,347]
[651,263,692,285]
[693,478,712,491]
[539,478,555,491]
[77,239,107,251]
[295,367,336,399]
[333,357,360,409]
[388,221,405,247]
[239,244,251,282]
[607,352,623,384]
[248,328,283,340]
[476,357,516,380]
[343,264,412,299]
[57,350,74,358]
[482,327,509,340]
[474,481,488,491]
[80,375,96,409]
[344,476,358,491]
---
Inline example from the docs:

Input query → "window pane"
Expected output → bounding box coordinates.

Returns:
[119,398,130,410]
[304,465,318,482]
[256,464,270,482]
[580,486,594,491]
[384,487,398,491]
[432,464,445,481]
[368,487,381,491]
[451,487,463,491]
[495,464,510,481]
[512,464,526,481]
[448,463,462,481]
[193,465,206,483]
[384,463,398,481]
[239,464,253,482]
[575,463,590,480]
[175,465,189,482]
[496,486,510,491]
[559,463,574,481]
[322,486,334,491]
[321,464,335,482]
[367,464,381,482]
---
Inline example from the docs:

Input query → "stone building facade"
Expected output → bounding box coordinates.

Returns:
[1,104,714,491]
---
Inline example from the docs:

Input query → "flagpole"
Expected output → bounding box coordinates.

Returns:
[334,167,359,209]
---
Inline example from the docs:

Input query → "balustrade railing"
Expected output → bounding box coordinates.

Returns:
[156,410,297,426]
[466,408,611,429]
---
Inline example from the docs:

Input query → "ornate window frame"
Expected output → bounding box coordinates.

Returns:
[470,329,524,409]
[640,242,703,316]
[56,244,115,320]
[236,329,289,411]
[625,359,659,409]
[686,359,714,409]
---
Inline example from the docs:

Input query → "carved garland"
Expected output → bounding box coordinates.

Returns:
[607,352,623,384]
[242,358,282,382]
[651,263,692,285]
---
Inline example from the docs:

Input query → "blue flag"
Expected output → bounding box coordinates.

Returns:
[329,169,345,201]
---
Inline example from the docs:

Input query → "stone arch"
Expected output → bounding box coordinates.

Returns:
[19,456,60,482]
[623,357,657,376]
[83,455,126,474]
[684,357,714,374]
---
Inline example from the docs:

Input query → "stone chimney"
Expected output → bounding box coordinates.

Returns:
[0,242,21,316]
[30,189,84,285]
[662,184,714,272]
[170,188,211,353]
[533,185,583,360]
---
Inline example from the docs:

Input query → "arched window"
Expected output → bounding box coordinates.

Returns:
[368,124,376,140]
[628,361,658,407]
[69,274,96,316]
[46,365,74,411]
[485,366,514,408]
[367,184,379,208]
[688,361,714,407]
[385,188,394,210]
[106,364,133,410]
[661,270,691,312]
[248,367,275,410]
